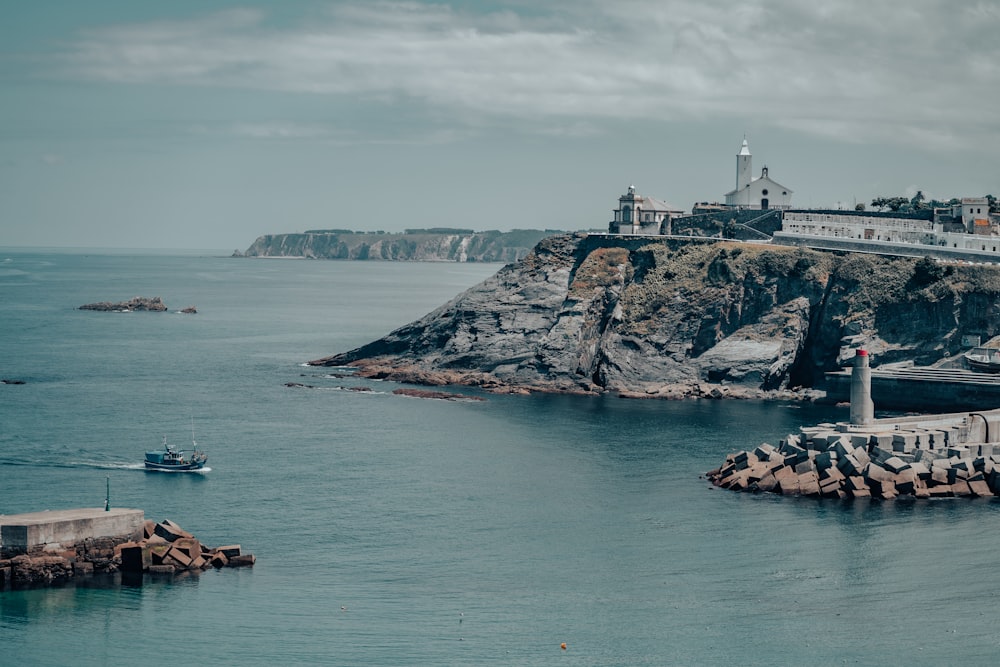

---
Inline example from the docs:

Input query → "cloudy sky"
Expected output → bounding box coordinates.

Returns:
[2,1,998,250]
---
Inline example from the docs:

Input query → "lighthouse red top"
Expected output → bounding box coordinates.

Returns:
[856,349,868,356]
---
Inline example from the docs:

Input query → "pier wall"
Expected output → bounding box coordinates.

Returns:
[0,508,144,558]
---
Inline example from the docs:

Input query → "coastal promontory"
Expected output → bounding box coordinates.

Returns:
[310,234,1000,399]
[240,228,560,262]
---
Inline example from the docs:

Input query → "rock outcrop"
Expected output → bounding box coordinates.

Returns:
[310,234,1000,398]
[79,296,168,312]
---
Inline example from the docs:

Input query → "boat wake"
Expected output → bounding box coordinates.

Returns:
[0,458,146,471]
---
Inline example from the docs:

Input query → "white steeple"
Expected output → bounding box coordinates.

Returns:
[736,137,752,194]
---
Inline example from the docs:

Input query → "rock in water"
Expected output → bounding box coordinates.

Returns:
[79,296,168,312]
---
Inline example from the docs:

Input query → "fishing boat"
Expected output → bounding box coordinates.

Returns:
[144,421,208,471]
[964,347,1000,373]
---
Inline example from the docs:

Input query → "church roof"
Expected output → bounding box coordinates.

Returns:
[724,174,793,197]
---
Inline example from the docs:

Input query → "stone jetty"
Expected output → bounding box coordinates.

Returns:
[708,349,1000,500]
[0,509,253,589]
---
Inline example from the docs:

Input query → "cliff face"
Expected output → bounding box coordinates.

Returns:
[241,229,558,262]
[310,234,1000,397]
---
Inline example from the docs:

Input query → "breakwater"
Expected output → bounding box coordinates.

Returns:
[0,508,253,589]
[707,414,1000,499]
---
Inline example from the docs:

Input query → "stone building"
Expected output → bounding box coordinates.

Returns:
[723,139,793,210]
[609,184,684,235]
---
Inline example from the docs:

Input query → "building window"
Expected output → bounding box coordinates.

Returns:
[762,189,769,196]
[623,206,631,223]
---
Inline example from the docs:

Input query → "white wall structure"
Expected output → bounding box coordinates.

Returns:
[963,197,991,234]
[724,139,793,210]
[610,184,685,235]
[782,210,1000,253]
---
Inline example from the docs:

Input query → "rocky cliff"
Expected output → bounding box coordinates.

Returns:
[241,229,561,262]
[309,234,1000,398]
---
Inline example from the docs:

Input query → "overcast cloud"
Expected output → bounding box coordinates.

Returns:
[56,1,1000,149]
[1,1,997,249]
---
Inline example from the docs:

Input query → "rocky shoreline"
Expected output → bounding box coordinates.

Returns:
[0,518,253,589]
[308,233,1000,405]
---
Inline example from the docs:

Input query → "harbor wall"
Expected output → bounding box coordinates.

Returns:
[0,508,144,557]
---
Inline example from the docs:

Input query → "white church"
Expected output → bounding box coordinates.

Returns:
[723,138,793,210]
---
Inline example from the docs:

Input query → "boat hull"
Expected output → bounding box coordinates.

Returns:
[144,460,207,471]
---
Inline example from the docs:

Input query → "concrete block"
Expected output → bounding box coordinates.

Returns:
[866,463,894,483]
[948,447,970,458]
[149,544,170,564]
[228,554,255,567]
[166,546,193,569]
[799,471,820,496]
[794,460,816,475]
[832,440,852,459]
[837,454,862,476]
[820,466,845,482]
[870,433,894,449]
[190,555,208,570]
[216,545,242,559]
[883,457,911,474]
[142,520,156,540]
[814,451,833,471]
[968,480,992,497]
[928,485,952,497]
[779,475,801,495]
[210,552,229,568]
[952,480,972,496]
[119,543,151,573]
[154,521,193,543]
[754,444,776,459]
[910,462,931,480]
[931,467,950,485]
[850,434,870,449]
[756,473,778,493]
[849,487,871,498]
[148,564,175,575]
[171,537,202,560]
[845,476,869,492]
[853,447,871,468]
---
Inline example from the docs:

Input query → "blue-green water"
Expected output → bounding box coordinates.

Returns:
[3,250,1000,666]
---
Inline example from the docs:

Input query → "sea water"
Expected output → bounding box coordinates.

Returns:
[3,249,1000,666]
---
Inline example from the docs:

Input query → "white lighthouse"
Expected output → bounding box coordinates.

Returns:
[736,138,752,192]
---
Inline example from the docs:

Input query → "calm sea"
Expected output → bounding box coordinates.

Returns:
[3,250,1000,666]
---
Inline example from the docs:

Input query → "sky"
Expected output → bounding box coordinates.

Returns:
[1,0,998,250]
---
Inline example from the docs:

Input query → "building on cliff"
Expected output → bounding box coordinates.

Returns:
[608,184,685,235]
[723,138,793,211]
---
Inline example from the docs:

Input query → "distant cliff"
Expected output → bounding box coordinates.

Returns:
[239,228,563,262]
[310,233,1000,399]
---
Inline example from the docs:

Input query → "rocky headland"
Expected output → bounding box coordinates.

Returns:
[240,228,561,262]
[310,233,1000,399]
